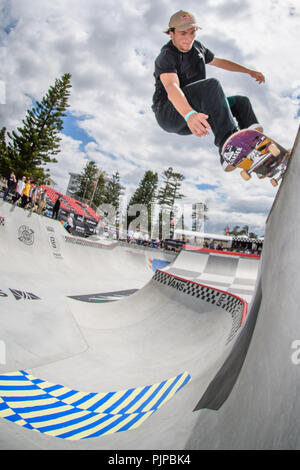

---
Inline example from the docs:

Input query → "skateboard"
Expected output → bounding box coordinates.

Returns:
[221,129,291,186]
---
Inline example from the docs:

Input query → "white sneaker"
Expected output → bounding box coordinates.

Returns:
[248,123,264,133]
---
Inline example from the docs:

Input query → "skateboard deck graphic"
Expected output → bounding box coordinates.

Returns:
[222,129,291,186]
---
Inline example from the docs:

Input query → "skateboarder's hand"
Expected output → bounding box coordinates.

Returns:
[249,70,265,84]
[187,112,211,137]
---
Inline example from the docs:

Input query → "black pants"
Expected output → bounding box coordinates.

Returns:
[21,195,30,208]
[154,78,259,161]
[12,193,22,204]
[52,209,59,220]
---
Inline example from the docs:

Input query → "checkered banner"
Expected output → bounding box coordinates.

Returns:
[153,270,246,343]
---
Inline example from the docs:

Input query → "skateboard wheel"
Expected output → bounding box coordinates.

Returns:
[270,178,278,187]
[224,165,235,172]
[240,169,251,181]
[268,143,280,157]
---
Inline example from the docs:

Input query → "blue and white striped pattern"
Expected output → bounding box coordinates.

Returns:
[0,370,190,440]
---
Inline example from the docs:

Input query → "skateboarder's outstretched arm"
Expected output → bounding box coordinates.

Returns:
[160,72,211,137]
[209,57,265,84]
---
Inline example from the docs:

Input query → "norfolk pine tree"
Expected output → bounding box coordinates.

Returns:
[158,167,185,238]
[76,160,106,207]
[158,167,185,209]
[104,171,124,215]
[76,161,99,201]
[0,73,72,181]
[127,170,158,231]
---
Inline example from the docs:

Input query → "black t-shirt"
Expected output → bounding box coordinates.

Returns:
[152,40,214,111]
[7,174,16,189]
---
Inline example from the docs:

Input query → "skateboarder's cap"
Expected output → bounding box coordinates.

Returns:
[164,10,202,33]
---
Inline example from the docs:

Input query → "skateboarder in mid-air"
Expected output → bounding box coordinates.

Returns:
[152,10,265,166]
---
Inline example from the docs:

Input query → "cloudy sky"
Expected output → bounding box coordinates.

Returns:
[1,0,299,236]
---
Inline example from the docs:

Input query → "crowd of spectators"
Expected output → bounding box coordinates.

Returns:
[203,237,263,255]
[0,172,96,237]
[2,172,47,214]
[229,238,263,255]
[1,173,263,254]
[121,231,263,254]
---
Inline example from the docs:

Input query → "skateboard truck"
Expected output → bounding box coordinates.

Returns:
[240,143,281,183]
[269,151,291,186]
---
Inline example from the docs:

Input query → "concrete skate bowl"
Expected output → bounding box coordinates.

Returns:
[1,119,299,451]
[0,203,249,449]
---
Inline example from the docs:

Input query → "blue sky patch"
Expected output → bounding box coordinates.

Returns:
[196,183,218,191]
[4,20,18,35]
[62,112,96,151]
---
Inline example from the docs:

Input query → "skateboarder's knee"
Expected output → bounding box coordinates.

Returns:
[184,78,224,109]
[207,77,222,88]
[233,95,251,109]
[201,77,222,94]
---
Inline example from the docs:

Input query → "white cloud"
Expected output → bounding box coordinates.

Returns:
[47,134,87,190]
[0,0,299,235]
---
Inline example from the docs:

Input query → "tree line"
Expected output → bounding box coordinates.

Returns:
[76,160,188,236]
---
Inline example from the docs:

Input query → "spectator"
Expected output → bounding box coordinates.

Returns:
[30,184,42,215]
[28,184,36,210]
[44,203,53,218]
[52,196,61,219]
[37,187,47,215]
[21,177,31,208]
[143,232,149,246]
[83,217,90,237]
[3,171,16,201]
[66,213,74,234]
[133,230,141,244]
[97,220,105,237]
[127,229,134,244]
[13,176,26,206]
